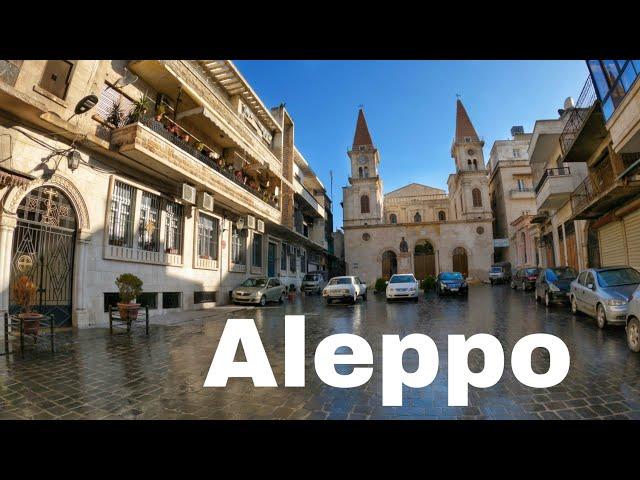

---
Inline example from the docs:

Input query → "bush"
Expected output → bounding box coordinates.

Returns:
[375,278,387,293]
[421,276,436,291]
[115,273,144,303]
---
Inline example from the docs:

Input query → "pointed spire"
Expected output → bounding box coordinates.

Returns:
[455,99,480,143]
[352,108,374,149]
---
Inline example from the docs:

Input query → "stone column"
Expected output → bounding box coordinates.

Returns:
[72,231,91,328]
[0,214,17,320]
[561,223,569,267]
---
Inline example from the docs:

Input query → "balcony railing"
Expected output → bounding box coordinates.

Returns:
[138,115,280,209]
[560,76,598,157]
[534,167,571,194]
[570,160,614,214]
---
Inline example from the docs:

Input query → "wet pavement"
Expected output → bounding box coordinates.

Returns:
[2,284,640,420]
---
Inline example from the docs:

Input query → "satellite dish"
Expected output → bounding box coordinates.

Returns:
[115,69,138,88]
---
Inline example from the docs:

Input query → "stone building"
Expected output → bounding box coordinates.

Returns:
[0,60,331,328]
[342,101,494,284]
[487,127,536,266]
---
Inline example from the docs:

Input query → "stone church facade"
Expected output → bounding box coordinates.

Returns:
[342,101,494,284]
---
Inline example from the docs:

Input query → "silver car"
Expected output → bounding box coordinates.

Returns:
[569,267,640,329]
[625,290,640,352]
[232,277,287,306]
[301,272,327,295]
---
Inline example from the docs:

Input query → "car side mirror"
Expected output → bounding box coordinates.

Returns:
[587,283,594,290]
[385,281,389,285]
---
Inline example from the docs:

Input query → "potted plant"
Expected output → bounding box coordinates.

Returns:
[106,100,124,128]
[288,283,296,301]
[195,141,205,152]
[12,275,44,335]
[127,93,150,124]
[154,104,167,121]
[115,273,143,321]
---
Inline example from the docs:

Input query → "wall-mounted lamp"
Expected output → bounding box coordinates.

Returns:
[67,150,82,171]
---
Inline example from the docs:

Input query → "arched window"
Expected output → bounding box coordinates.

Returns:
[473,159,478,170]
[467,159,472,169]
[472,188,482,207]
[360,195,370,214]
[438,210,446,221]
[358,167,363,178]
[414,212,422,223]
[363,166,369,178]
[389,213,397,224]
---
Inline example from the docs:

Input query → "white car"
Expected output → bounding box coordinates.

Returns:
[322,276,368,304]
[386,274,419,302]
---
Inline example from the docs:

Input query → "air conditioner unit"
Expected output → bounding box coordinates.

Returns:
[236,217,246,230]
[197,192,214,211]
[247,215,256,230]
[256,219,265,233]
[180,184,196,204]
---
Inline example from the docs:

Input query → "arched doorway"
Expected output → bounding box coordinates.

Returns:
[452,247,468,276]
[10,186,77,327]
[414,240,435,280]
[381,250,397,280]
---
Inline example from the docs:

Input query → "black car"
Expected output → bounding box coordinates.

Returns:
[535,266,578,307]
[436,272,468,296]
[511,267,540,291]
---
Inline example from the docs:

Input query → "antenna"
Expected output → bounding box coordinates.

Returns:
[330,169,333,207]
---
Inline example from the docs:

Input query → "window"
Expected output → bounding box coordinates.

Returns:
[301,250,307,273]
[231,224,247,265]
[414,212,422,222]
[360,195,370,214]
[252,232,263,268]
[194,291,216,304]
[363,166,369,178]
[472,188,482,207]
[103,293,119,313]
[109,181,135,247]
[197,213,219,260]
[281,243,287,270]
[0,60,22,87]
[138,292,158,310]
[513,149,520,158]
[164,201,183,255]
[389,213,397,224]
[138,191,160,252]
[358,166,363,178]
[473,159,478,170]
[95,83,134,126]
[465,137,471,143]
[438,211,446,221]
[290,246,297,272]
[162,292,181,309]
[588,60,640,120]
[39,60,74,99]
[516,179,526,191]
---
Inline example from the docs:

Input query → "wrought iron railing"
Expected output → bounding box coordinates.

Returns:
[138,115,279,209]
[560,76,598,157]
[570,159,615,214]
[534,167,572,194]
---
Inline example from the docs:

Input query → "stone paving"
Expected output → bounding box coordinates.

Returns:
[2,284,640,420]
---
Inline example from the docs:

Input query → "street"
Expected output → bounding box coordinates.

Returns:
[2,284,640,420]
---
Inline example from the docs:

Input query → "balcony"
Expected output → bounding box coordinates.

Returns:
[111,116,281,224]
[509,188,535,199]
[294,178,326,218]
[559,76,608,163]
[535,167,575,210]
[571,153,640,219]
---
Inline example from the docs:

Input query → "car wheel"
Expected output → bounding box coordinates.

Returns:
[362,292,368,301]
[627,317,640,353]
[326,298,332,305]
[511,280,517,290]
[490,280,494,286]
[596,304,607,329]
[279,292,285,304]
[545,291,551,307]
[570,295,579,314]
[259,295,267,307]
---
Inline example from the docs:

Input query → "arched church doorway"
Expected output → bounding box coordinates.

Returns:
[381,250,398,280]
[452,247,468,276]
[414,240,435,280]
[10,186,77,327]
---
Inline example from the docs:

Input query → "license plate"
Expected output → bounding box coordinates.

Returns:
[451,288,459,292]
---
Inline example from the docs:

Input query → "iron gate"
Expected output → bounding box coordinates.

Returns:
[9,186,77,327]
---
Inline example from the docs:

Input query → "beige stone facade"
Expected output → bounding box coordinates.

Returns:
[0,60,331,328]
[342,103,494,284]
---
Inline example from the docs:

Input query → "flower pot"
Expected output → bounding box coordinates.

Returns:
[17,312,45,335]
[118,302,140,321]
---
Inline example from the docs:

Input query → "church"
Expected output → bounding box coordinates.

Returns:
[342,100,494,283]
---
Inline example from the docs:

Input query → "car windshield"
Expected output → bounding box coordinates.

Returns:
[441,272,464,280]
[390,275,415,283]
[241,278,267,288]
[597,268,640,287]
[303,274,318,281]
[328,278,352,285]
[546,268,577,282]
[525,268,539,275]
[490,267,502,273]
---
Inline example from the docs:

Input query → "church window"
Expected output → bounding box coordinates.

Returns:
[472,188,482,207]
[438,211,446,221]
[473,159,478,170]
[467,159,472,167]
[364,166,369,178]
[360,195,370,214]
[465,137,471,143]
[414,212,422,223]
[390,213,397,224]
[358,167,363,178]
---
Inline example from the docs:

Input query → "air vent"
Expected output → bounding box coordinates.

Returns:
[197,191,214,211]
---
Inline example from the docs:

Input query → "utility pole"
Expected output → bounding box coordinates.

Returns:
[329,169,333,211]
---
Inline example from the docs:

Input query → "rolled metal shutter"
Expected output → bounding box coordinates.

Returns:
[598,221,627,267]
[623,209,640,270]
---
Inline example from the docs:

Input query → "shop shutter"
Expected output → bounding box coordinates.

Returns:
[599,221,627,267]
[623,209,640,270]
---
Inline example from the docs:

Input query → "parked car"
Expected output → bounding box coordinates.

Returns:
[535,267,577,307]
[385,274,419,302]
[511,267,540,291]
[570,266,640,329]
[436,271,468,296]
[232,277,287,306]
[626,289,640,352]
[489,262,512,285]
[322,276,367,304]
[301,272,327,295]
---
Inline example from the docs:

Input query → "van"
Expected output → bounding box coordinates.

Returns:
[489,262,512,285]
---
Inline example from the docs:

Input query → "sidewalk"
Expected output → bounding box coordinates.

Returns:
[147,305,255,326]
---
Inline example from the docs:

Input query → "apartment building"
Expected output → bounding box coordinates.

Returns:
[0,60,331,328]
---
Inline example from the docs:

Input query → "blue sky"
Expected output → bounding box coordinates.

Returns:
[234,60,589,229]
